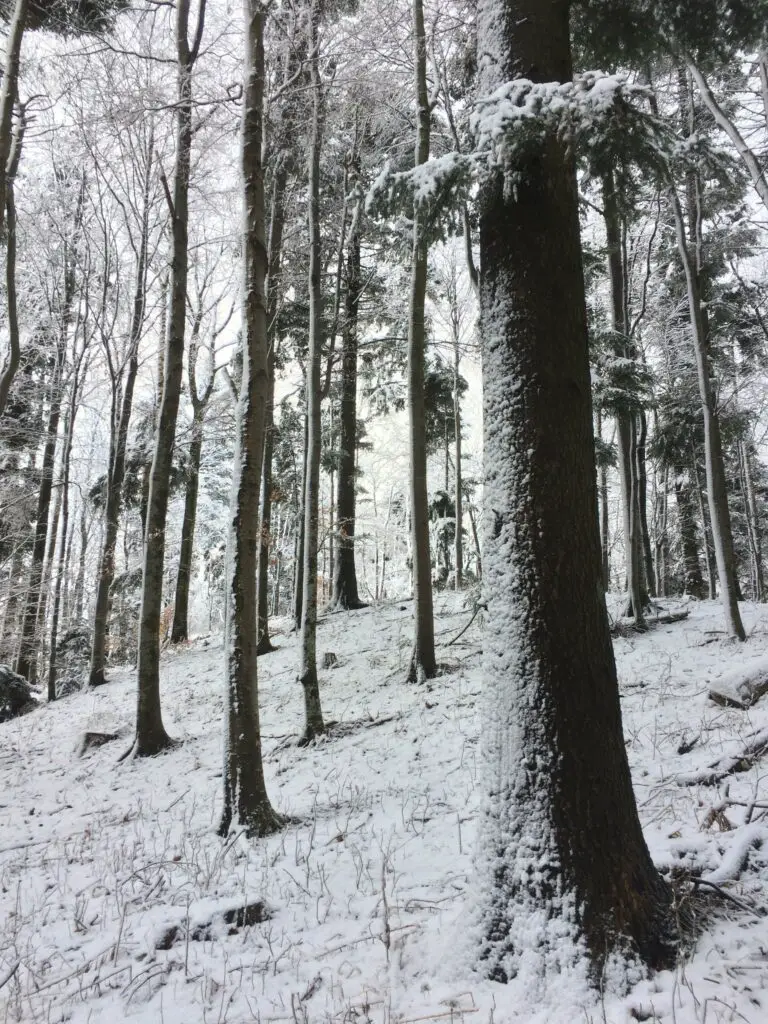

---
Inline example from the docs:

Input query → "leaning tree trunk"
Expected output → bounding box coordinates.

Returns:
[297,0,326,743]
[331,179,365,611]
[405,0,436,683]
[219,0,282,838]
[669,186,745,640]
[473,0,676,987]
[130,0,205,756]
[0,0,27,243]
[89,135,152,686]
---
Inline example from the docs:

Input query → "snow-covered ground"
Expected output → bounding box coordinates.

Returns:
[1,595,767,1024]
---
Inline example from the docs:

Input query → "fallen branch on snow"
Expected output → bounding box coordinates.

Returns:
[676,728,768,786]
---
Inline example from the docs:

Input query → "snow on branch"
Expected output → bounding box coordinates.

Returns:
[470,71,648,168]
[367,71,737,232]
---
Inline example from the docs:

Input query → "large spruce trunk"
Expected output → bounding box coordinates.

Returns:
[130,0,204,755]
[473,0,676,987]
[219,0,281,837]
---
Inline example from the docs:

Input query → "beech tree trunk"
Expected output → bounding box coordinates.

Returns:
[602,172,645,626]
[473,0,676,986]
[16,178,83,681]
[130,0,205,756]
[0,105,25,419]
[170,411,204,643]
[331,178,365,610]
[219,0,281,837]
[669,185,745,640]
[405,0,436,683]
[257,161,289,654]
[297,0,326,742]
[89,135,153,686]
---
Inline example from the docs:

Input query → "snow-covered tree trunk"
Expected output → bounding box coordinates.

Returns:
[130,0,205,755]
[0,103,25,419]
[0,0,27,242]
[405,0,436,683]
[219,0,282,838]
[297,0,326,742]
[473,0,676,988]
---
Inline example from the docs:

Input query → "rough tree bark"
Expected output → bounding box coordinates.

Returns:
[297,0,326,742]
[405,0,436,682]
[218,0,282,838]
[129,0,206,756]
[473,0,677,988]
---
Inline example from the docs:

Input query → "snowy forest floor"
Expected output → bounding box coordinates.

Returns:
[2,595,768,1024]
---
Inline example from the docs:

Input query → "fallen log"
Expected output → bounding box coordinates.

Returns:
[709,655,768,709]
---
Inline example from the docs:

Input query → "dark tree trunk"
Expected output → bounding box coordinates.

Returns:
[405,0,436,683]
[297,0,326,743]
[170,412,203,643]
[219,0,282,837]
[636,409,656,597]
[130,0,205,756]
[474,0,676,985]
[16,178,83,681]
[89,136,153,686]
[674,468,706,598]
[331,181,365,611]
[595,408,610,589]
